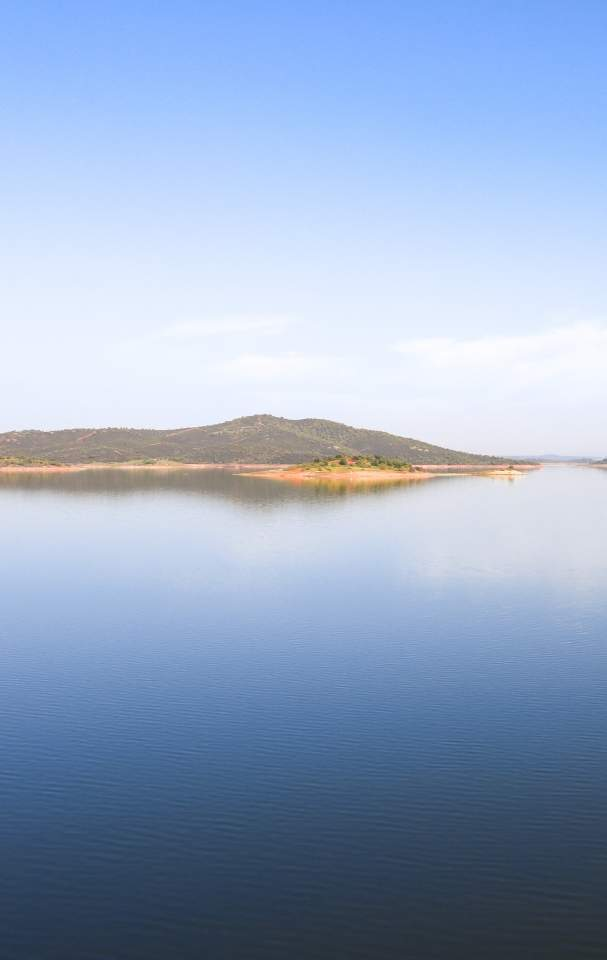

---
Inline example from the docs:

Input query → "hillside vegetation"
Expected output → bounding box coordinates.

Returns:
[0,415,507,466]
[299,455,413,472]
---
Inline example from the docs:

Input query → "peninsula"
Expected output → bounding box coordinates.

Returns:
[246,454,530,485]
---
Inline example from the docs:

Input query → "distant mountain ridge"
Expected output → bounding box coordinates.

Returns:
[508,454,595,463]
[0,415,508,465]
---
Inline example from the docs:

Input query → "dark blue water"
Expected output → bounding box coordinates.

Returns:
[1,466,606,959]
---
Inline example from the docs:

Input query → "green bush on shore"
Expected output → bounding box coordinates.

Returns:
[299,454,412,472]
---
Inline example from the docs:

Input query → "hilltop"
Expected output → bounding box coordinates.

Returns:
[0,415,508,466]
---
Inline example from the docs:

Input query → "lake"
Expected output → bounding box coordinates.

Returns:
[1,465,607,959]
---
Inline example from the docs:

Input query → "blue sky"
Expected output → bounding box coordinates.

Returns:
[2,1,606,453]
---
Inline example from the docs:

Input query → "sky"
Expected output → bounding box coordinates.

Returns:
[2,0,606,455]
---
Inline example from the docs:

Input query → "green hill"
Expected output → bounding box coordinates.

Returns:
[0,414,508,466]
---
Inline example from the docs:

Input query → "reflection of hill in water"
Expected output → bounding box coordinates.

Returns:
[0,468,450,507]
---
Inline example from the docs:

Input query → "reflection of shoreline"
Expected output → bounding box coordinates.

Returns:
[0,465,439,505]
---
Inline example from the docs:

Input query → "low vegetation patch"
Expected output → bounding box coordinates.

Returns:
[0,456,61,467]
[297,454,413,472]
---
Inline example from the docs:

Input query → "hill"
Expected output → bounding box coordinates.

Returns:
[0,415,508,466]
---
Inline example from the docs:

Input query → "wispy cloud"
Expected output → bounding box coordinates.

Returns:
[112,314,293,371]
[159,315,290,340]
[394,322,607,387]
[223,352,351,383]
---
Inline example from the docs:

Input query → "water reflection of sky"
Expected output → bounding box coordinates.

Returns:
[2,466,605,608]
[2,466,607,959]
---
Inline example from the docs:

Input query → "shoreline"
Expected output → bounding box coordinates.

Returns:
[0,461,539,480]
[0,461,288,475]
[243,464,538,484]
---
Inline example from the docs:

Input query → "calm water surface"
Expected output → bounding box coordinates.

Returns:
[1,466,607,959]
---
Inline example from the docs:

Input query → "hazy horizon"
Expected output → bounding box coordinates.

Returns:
[3,1,606,455]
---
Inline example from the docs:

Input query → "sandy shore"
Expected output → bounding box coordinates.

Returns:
[246,468,436,484]
[244,464,536,484]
